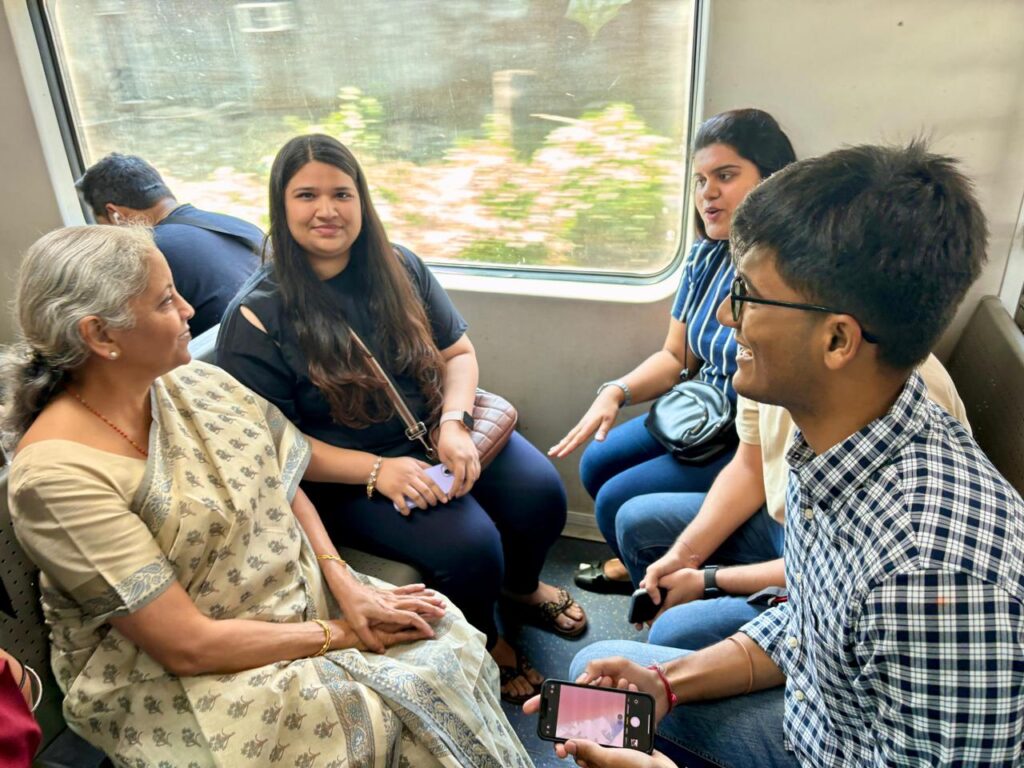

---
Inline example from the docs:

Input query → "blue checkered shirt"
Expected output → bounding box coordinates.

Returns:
[742,372,1024,766]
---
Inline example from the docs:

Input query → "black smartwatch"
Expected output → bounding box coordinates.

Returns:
[702,566,723,599]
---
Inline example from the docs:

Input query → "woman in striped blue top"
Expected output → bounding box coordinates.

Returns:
[550,109,795,593]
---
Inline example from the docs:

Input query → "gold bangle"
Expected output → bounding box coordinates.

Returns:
[316,553,347,567]
[727,635,754,694]
[312,619,332,657]
[366,456,384,499]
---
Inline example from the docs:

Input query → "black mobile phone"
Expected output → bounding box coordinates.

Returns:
[536,679,655,753]
[627,587,669,624]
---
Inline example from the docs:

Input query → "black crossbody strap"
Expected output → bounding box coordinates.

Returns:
[162,208,263,254]
[347,328,437,460]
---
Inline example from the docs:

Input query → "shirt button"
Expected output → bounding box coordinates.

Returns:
[787,636,798,649]
[793,690,805,702]
[803,507,814,521]
[795,572,802,584]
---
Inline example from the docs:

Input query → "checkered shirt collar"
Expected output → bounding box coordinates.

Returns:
[786,371,928,513]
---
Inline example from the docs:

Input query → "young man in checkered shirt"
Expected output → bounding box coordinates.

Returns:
[528,142,1024,767]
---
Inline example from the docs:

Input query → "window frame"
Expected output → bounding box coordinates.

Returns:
[27,0,705,290]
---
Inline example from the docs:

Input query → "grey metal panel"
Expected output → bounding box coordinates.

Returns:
[947,296,1024,496]
[0,468,67,750]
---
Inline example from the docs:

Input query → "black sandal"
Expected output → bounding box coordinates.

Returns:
[574,559,635,595]
[508,587,588,639]
[499,649,542,705]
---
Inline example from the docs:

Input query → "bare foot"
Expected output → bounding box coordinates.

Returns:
[491,637,542,700]
[602,558,630,581]
[505,581,587,634]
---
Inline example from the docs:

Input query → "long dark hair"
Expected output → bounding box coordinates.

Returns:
[268,134,444,428]
[692,109,796,239]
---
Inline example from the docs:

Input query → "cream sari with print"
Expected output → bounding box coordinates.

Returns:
[9,361,532,768]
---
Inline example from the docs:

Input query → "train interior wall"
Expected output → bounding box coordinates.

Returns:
[2,0,1023,526]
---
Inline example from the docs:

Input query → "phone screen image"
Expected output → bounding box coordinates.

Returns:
[555,684,627,746]
[537,680,654,752]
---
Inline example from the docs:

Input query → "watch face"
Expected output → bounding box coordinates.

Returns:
[461,411,475,430]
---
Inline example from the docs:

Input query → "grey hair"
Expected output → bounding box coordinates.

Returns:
[0,225,153,445]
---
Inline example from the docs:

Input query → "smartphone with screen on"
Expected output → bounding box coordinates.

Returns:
[536,679,655,753]
[627,586,669,625]
[394,463,456,511]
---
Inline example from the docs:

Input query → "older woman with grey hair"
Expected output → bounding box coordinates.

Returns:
[1,225,532,767]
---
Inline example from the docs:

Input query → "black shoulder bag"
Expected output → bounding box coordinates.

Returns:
[644,324,737,465]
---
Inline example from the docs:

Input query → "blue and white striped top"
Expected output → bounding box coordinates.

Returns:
[671,238,738,402]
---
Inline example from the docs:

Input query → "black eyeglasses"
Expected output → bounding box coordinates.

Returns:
[730,276,879,344]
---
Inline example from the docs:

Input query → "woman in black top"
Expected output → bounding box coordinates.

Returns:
[217,134,585,703]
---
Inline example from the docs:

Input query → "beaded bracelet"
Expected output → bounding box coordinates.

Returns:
[312,619,332,657]
[365,456,384,499]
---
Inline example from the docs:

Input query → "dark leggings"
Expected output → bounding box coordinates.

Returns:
[305,431,567,648]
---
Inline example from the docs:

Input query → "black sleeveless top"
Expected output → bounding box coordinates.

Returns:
[215,246,467,457]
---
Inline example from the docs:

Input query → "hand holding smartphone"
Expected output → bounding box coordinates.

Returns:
[393,463,455,511]
[536,679,655,753]
[627,587,669,625]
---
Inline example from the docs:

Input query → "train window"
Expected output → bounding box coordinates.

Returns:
[36,0,696,279]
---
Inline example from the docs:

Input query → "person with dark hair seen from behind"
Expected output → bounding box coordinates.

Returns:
[216,133,583,704]
[550,109,796,595]
[0,647,41,767]
[2,225,531,766]
[530,142,1024,767]
[76,153,261,335]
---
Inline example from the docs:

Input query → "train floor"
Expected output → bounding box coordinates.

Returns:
[500,535,649,767]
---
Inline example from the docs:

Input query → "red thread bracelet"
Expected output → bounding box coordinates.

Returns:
[646,663,678,713]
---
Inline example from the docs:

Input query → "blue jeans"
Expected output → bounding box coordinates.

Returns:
[579,414,734,558]
[305,431,566,648]
[618,494,785,649]
[570,641,798,768]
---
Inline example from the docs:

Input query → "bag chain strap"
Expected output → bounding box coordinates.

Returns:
[346,328,438,460]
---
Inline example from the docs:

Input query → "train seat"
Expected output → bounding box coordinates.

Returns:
[947,295,1024,496]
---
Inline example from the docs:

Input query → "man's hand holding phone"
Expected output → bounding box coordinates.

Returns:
[574,658,673,724]
[532,678,655,754]
[555,740,678,768]
[635,568,705,627]
[627,587,669,627]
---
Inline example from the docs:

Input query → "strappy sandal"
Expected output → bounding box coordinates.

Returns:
[508,587,588,639]
[499,648,543,705]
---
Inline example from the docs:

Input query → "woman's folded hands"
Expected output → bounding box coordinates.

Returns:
[323,564,446,653]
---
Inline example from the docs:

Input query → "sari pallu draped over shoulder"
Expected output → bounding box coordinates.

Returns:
[9,361,532,768]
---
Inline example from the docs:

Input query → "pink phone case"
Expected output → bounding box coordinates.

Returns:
[395,464,455,510]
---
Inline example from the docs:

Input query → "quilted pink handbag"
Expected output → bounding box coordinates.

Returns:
[349,329,517,468]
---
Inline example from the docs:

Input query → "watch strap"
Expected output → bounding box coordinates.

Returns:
[597,379,632,407]
[703,565,722,599]
[440,410,474,430]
